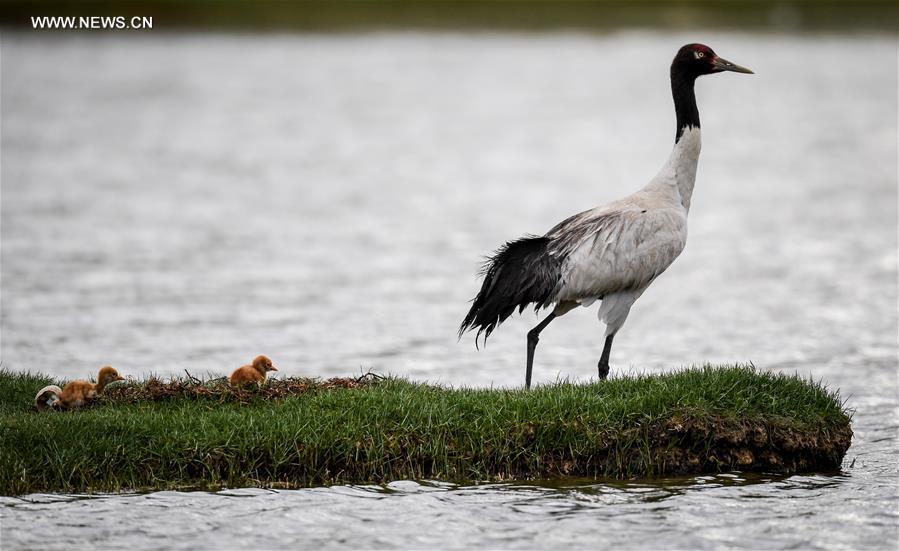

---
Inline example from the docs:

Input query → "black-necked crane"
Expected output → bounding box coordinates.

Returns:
[459,44,753,389]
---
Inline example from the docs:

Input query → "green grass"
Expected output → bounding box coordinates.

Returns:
[0,365,852,496]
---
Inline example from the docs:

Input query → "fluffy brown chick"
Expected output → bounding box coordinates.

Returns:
[229,355,277,387]
[54,366,125,409]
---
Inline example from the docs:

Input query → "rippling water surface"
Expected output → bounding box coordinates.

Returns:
[1,32,896,549]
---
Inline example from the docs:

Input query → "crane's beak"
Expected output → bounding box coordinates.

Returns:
[712,56,754,74]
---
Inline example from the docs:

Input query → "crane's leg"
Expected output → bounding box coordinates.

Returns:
[525,313,556,390]
[597,333,615,380]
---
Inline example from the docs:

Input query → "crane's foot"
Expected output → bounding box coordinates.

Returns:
[597,361,610,380]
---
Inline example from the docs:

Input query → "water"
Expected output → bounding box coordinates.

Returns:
[0,474,893,550]
[1,32,896,549]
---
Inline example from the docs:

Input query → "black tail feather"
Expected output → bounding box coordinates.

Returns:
[459,236,561,345]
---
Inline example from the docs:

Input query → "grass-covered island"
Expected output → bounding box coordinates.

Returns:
[0,365,851,495]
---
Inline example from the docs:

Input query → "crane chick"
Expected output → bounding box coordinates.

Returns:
[229,355,277,388]
[34,366,125,410]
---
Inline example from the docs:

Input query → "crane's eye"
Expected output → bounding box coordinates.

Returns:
[694,51,705,59]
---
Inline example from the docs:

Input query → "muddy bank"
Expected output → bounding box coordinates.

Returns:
[610,413,853,477]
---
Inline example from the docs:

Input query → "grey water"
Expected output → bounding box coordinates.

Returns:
[1,32,896,549]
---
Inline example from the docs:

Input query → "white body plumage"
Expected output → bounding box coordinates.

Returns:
[550,126,701,336]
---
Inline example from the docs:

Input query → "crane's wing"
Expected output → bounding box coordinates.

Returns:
[458,235,561,343]
[546,206,687,301]
[545,208,630,258]
[458,202,686,344]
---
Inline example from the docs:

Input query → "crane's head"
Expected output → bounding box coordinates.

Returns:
[672,44,753,79]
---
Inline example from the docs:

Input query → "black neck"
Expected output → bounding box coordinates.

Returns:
[671,68,699,142]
